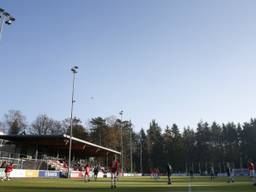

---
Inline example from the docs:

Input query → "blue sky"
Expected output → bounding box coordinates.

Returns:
[1,0,256,132]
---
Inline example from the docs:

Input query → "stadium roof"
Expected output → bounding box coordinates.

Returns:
[0,134,120,157]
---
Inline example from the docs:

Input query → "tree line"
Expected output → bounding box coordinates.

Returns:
[1,110,256,173]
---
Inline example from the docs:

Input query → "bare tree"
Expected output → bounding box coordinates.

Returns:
[0,121,5,134]
[64,117,89,140]
[30,114,66,136]
[5,110,27,135]
[49,120,66,135]
[30,114,54,135]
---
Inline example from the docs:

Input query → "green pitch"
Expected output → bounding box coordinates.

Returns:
[0,176,255,192]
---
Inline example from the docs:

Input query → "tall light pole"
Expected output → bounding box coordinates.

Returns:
[130,124,133,173]
[140,130,143,175]
[68,66,78,178]
[0,8,15,40]
[119,110,124,175]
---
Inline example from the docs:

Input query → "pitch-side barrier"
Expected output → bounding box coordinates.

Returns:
[0,169,142,178]
[0,169,60,178]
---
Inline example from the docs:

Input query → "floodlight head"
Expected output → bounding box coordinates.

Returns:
[119,110,123,116]
[3,12,10,17]
[71,68,76,73]
[9,16,15,21]
[5,20,12,25]
[71,66,78,73]
[5,15,15,25]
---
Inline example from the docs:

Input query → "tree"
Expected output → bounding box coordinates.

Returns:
[65,117,89,140]
[139,128,149,173]
[241,119,256,161]
[162,124,185,172]
[0,121,5,133]
[195,122,211,172]
[222,122,239,166]
[183,127,196,172]
[171,124,180,138]
[30,114,54,135]
[209,122,223,168]
[49,120,66,135]
[89,117,107,145]
[30,114,65,136]
[104,118,121,150]
[170,124,184,171]
[110,118,134,172]
[5,110,27,135]
[162,126,172,164]
[147,120,164,170]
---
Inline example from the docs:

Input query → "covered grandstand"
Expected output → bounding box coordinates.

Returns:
[0,134,120,172]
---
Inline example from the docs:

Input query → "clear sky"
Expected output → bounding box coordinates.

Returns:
[1,0,256,132]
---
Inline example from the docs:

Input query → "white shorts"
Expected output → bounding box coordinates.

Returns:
[111,172,117,178]
[250,170,255,177]
[5,172,10,178]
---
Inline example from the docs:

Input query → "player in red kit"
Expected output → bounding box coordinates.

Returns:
[247,159,256,186]
[110,157,119,189]
[84,164,90,182]
[1,162,13,181]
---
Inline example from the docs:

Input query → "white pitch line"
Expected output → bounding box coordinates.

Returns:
[188,182,192,192]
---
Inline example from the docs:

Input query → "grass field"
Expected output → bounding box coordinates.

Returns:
[0,176,255,192]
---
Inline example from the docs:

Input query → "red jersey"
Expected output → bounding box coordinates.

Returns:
[248,162,255,171]
[5,164,13,173]
[85,165,90,175]
[110,160,119,173]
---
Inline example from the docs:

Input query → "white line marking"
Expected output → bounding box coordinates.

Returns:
[188,182,192,192]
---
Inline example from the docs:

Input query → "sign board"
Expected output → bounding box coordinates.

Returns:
[25,170,39,177]
[39,170,60,178]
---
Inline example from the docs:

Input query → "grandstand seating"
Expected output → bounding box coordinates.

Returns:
[47,160,68,172]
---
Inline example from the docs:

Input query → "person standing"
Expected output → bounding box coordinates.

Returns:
[84,164,90,182]
[150,168,154,179]
[1,162,13,181]
[247,159,256,186]
[226,163,234,183]
[93,164,100,181]
[155,168,160,180]
[167,163,172,184]
[109,157,119,189]
[210,166,215,181]
[189,167,194,179]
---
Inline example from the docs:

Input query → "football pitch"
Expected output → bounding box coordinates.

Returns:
[0,176,255,192]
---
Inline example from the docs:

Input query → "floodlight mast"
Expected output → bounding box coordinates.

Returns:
[140,131,143,174]
[68,66,78,178]
[130,123,133,173]
[119,110,124,175]
[0,8,15,40]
